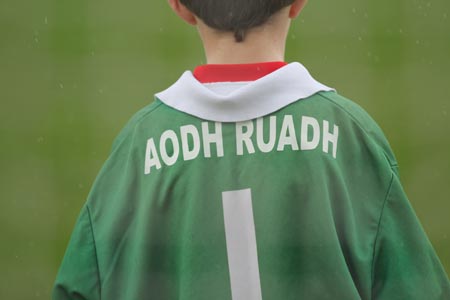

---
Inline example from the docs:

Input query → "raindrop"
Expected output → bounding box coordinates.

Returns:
[44,16,48,24]
[59,83,64,89]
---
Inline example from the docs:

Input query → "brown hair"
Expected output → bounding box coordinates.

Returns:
[180,0,295,42]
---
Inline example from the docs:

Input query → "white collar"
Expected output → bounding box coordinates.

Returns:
[155,62,334,122]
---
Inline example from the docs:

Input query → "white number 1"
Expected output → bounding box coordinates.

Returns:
[222,189,263,300]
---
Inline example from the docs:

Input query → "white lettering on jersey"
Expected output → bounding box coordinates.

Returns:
[222,189,263,300]
[160,130,180,166]
[256,116,276,153]
[143,115,339,175]
[236,121,256,155]
[144,138,162,175]
[180,124,201,161]
[301,116,321,151]
[323,120,339,159]
[277,115,299,151]
[202,122,224,158]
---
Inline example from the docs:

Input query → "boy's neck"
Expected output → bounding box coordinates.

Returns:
[202,39,286,64]
[197,10,291,64]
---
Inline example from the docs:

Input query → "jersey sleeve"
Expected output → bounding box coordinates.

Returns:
[52,206,101,300]
[372,171,450,299]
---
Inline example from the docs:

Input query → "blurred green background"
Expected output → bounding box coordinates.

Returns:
[1,0,449,298]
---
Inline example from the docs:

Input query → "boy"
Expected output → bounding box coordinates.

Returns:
[53,0,450,299]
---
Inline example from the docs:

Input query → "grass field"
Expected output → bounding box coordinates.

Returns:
[0,0,449,298]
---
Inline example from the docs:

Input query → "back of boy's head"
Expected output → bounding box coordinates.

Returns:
[180,0,296,42]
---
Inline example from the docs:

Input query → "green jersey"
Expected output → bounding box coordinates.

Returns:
[53,63,450,299]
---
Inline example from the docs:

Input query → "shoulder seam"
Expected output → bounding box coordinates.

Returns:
[370,170,395,298]
[119,100,165,178]
[316,92,397,168]
[130,100,164,128]
[86,205,102,299]
[111,100,164,152]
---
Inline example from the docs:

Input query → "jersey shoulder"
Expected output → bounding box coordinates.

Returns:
[313,91,398,169]
[110,99,164,152]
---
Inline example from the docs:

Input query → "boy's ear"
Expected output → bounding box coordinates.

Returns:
[168,0,197,25]
[289,0,308,19]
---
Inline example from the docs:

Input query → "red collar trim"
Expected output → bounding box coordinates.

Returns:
[193,62,287,83]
